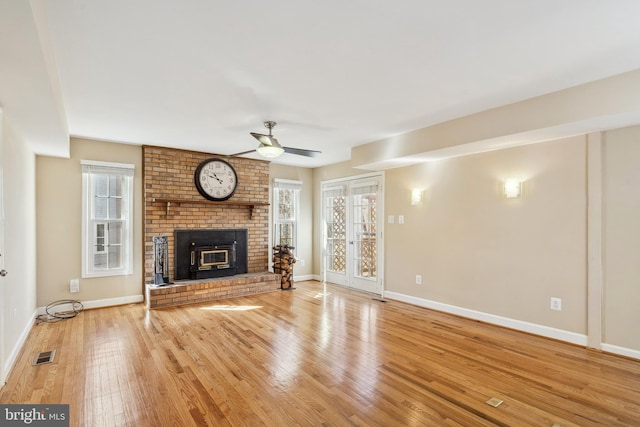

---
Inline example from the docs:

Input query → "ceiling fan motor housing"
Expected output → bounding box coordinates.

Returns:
[264,121,277,134]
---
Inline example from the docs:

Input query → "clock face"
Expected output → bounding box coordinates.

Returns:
[194,158,238,201]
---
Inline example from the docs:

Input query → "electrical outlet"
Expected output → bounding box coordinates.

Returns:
[298,259,305,267]
[398,215,405,224]
[415,275,422,285]
[388,215,395,224]
[70,279,80,293]
[550,297,562,311]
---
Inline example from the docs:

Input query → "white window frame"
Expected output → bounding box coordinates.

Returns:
[81,160,134,278]
[273,179,302,253]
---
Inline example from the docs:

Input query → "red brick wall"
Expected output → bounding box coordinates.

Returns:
[143,146,270,284]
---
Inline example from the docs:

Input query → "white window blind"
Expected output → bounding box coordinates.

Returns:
[322,185,346,199]
[350,181,378,195]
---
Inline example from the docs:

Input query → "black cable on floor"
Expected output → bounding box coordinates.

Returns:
[36,299,84,324]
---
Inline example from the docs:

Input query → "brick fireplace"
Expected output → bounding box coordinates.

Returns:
[143,146,278,307]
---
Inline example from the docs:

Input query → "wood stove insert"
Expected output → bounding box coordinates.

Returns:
[174,228,248,280]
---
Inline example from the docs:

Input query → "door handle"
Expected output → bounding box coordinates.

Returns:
[0,270,7,277]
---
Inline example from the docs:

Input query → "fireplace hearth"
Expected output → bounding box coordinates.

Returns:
[174,229,248,280]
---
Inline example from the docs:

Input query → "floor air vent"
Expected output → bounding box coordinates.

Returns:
[32,349,56,366]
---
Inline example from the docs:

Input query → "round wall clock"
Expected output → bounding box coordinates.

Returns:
[194,158,238,201]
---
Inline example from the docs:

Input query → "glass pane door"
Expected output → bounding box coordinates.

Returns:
[322,176,383,294]
[323,185,347,286]
[350,181,380,293]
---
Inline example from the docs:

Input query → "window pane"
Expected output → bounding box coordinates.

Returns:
[93,175,108,197]
[94,197,108,219]
[278,189,295,220]
[352,191,377,280]
[108,245,122,268]
[328,255,345,273]
[109,176,122,197]
[96,223,105,237]
[94,253,108,270]
[277,223,294,246]
[108,222,122,245]
[95,224,105,252]
[324,194,346,273]
[109,197,122,219]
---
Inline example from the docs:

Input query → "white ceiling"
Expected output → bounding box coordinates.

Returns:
[2,0,640,167]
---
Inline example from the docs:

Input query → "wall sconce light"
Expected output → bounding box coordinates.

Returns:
[411,188,424,205]
[503,178,522,199]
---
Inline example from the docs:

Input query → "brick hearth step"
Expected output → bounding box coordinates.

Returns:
[146,272,280,309]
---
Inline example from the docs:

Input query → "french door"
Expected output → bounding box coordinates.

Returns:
[323,175,383,294]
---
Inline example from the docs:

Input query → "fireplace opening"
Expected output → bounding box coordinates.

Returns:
[175,229,247,280]
[192,242,235,271]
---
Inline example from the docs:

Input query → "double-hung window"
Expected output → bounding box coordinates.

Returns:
[273,179,302,251]
[82,160,134,278]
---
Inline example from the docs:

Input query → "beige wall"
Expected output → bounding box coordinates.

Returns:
[36,138,143,306]
[384,137,587,333]
[602,126,640,351]
[1,117,37,382]
[269,164,314,277]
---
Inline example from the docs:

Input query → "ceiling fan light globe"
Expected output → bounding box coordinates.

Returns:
[256,145,285,158]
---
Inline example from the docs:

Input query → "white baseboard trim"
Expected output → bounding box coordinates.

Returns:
[37,294,144,315]
[2,309,38,385]
[384,291,588,347]
[293,274,317,282]
[82,294,144,309]
[601,343,640,360]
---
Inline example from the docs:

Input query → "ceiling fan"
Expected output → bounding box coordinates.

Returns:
[232,121,321,158]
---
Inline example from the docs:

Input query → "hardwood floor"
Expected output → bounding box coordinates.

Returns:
[1,281,639,426]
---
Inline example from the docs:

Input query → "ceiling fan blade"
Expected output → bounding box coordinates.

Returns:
[250,132,278,146]
[249,121,320,158]
[283,147,322,157]
[230,149,257,157]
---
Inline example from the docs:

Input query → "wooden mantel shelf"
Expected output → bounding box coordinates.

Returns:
[151,198,269,219]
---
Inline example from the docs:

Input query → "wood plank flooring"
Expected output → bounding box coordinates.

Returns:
[1,281,639,426]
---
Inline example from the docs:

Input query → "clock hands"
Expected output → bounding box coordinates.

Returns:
[208,173,223,184]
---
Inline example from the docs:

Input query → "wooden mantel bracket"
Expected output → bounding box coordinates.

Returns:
[151,198,269,219]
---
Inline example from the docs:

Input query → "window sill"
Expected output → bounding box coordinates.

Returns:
[82,270,133,279]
